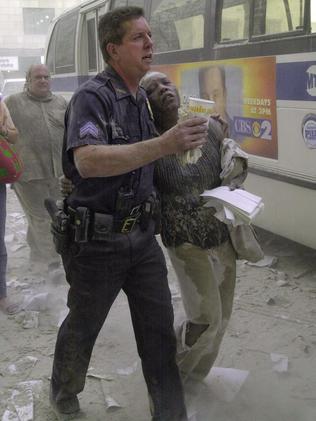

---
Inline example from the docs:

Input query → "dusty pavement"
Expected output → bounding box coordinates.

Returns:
[1,187,316,421]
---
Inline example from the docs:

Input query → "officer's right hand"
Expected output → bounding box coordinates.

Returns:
[160,117,208,156]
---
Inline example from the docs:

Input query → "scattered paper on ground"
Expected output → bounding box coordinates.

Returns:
[6,357,38,376]
[2,380,42,421]
[204,367,249,402]
[270,353,288,373]
[100,379,122,412]
[247,255,278,267]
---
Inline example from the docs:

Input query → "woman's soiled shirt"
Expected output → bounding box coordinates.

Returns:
[155,121,229,249]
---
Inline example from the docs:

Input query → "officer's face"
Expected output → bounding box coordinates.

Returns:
[145,74,180,124]
[28,65,51,98]
[109,17,153,80]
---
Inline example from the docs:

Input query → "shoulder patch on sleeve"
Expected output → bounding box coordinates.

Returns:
[79,122,99,139]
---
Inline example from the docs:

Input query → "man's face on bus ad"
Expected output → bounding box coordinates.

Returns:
[201,66,227,119]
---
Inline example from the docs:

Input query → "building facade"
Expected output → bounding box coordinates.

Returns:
[0,0,84,86]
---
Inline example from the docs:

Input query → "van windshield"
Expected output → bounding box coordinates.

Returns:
[2,80,25,98]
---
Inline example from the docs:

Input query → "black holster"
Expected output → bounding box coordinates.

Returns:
[44,198,71,255]
[140,192,161,234]
[51,220,70,255]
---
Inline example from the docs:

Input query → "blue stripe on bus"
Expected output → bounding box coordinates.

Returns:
[52,62,316,102]
[277,61,316,101]
[51,75,90,92]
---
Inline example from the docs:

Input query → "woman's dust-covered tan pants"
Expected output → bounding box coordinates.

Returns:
[167,240,236,383]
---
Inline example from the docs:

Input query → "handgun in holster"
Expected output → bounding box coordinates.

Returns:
[73,207,90,243]
[44,198,70,254]
[140,193,161,234]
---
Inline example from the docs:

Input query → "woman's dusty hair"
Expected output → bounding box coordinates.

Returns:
[98,6,144,63]
[140,71,167,90]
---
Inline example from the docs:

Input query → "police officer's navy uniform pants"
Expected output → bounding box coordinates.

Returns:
[51,221,187,420]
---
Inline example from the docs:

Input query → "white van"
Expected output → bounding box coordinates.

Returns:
[1,78,25,99]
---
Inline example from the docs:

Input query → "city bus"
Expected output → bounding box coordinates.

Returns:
[45,0,316,250]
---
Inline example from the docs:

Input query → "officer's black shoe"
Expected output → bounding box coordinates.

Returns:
[50,386,80,420]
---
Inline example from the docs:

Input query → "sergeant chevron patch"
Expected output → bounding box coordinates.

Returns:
[79,122,99,139]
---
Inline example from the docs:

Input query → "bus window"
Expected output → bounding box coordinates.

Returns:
[253,0,306,35]
[220,0,250,42]
[112,0,144,7]
[46,23,57,74]
[87,16,97,72]
[312,0,316,32]
[128,0,145,7]
[150,0,206,53]
[55,11,78,74]
[112,0,128,7]
[97,6,107,72]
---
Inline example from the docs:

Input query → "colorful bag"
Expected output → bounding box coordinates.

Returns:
[0,135,23,183]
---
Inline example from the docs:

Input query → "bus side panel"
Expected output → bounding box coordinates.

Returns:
[153,51,316,249]
[244,175,316,249]
[248,52,316,249]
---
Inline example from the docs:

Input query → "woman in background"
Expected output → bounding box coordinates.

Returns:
[0,98,19,314]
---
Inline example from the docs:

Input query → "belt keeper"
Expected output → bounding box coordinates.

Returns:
[74,207,90,242]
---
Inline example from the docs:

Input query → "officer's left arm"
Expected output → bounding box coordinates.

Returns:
[68,89,207,178]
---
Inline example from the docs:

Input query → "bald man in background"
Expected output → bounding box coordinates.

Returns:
[5,64,67,269]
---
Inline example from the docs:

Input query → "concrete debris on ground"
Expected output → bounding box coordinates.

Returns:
[1,189,316,420]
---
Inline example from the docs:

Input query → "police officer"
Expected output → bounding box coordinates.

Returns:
[49,6,207,421]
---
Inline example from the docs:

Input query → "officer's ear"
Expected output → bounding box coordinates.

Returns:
[106,43,119,62]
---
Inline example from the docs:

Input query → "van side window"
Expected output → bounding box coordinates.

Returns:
[149,0,206,53]
[312,1,316,32]
[219,0,250,42]
[55,11,78,74]
[46,23,58,73]
[253,0,306,35]
[87,18,97,72]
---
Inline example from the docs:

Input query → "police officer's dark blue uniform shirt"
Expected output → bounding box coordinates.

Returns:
[63,66,157,213]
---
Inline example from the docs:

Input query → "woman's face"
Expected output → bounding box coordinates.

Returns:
[145,74,180,125]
